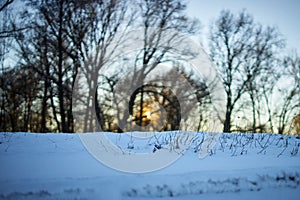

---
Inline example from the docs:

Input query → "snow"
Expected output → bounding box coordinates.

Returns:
[0,132,300,199]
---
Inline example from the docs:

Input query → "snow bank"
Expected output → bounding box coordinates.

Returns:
[0,132,299,199]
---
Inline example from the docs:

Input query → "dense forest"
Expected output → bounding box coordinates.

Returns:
[0,0,299,134]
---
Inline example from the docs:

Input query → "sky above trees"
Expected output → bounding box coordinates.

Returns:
[187,0,300,53]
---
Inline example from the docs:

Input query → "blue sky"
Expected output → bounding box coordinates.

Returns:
[186,0,300,53]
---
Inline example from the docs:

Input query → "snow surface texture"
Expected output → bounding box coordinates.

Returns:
[0,132,299,200]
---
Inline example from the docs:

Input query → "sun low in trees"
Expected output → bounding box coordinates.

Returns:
[95,66,212,133]
[128,84,181,131]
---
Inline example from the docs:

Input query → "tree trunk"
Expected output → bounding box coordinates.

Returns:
[50,87,61,132]
[57,0,67,132]
[138,85,144,126]
[250,92,256,133]
[223,94,232,133]
[41,77,49,132]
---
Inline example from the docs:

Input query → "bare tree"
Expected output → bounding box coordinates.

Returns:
[128,0,200,127]
[0,66,40,132]
[209,10,284,133]
[244,25,284,133]
[0,0,13,12]
[276,52,300,134]
[260,66,280,133]
[77,0,130,132]
[15,0,96,132]
[0,0,14,131]
[76,0,201,132]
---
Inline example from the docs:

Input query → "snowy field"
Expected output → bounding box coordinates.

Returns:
[0,132,300,200]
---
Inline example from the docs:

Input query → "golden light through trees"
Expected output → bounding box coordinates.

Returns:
[145,111,151,120]
[131,95,168,131]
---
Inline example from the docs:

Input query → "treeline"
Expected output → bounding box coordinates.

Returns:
[0,0,299,134]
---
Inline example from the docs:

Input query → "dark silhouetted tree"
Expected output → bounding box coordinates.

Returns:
[209,10,284,133]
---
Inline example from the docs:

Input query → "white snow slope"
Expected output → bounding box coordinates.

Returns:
[0,132,300,200]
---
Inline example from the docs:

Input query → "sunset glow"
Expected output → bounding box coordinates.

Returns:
[145,111,152,119]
